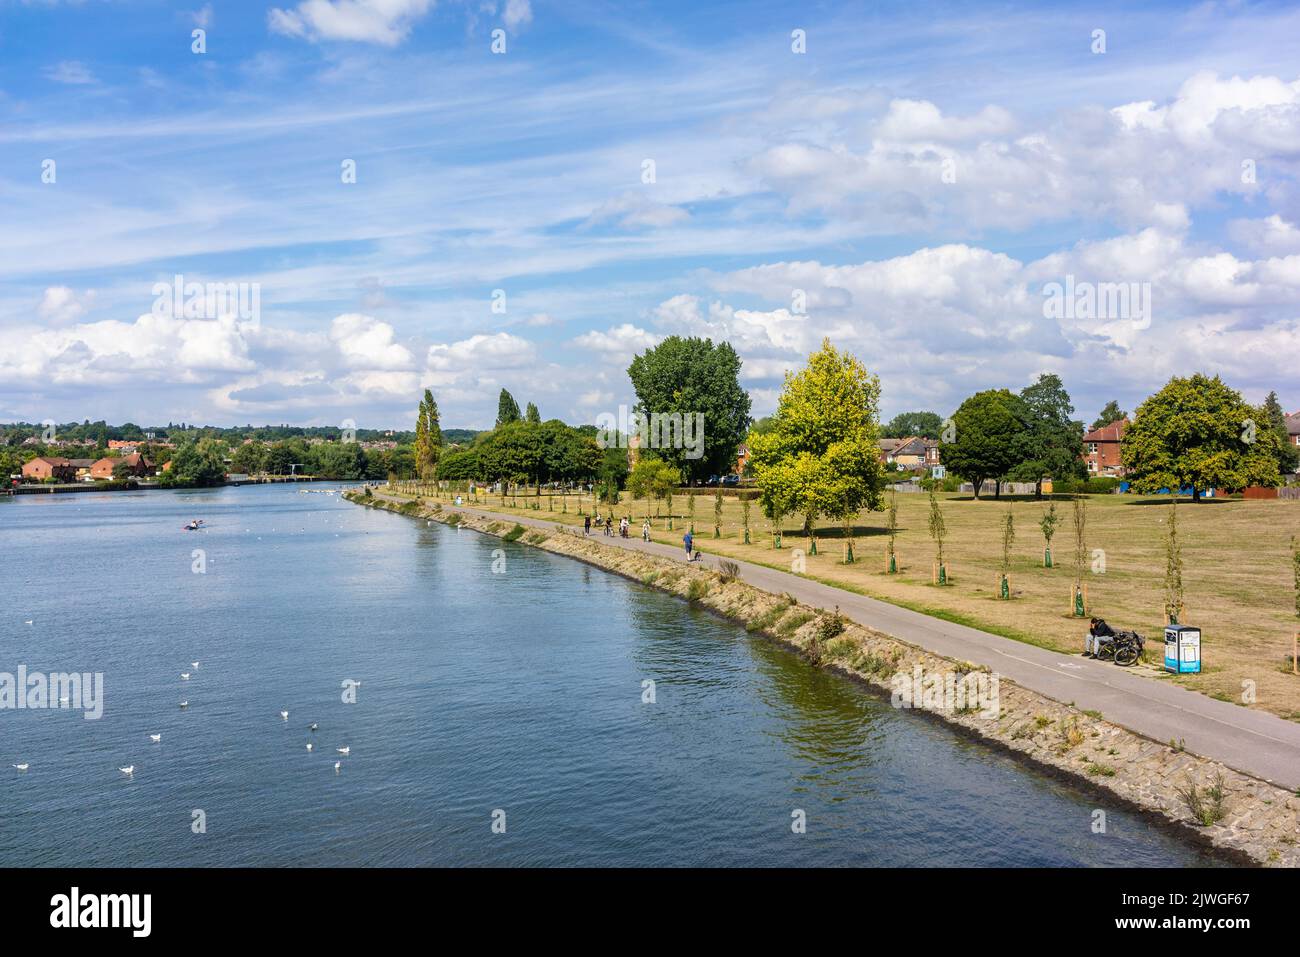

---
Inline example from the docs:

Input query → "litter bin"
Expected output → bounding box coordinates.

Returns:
[1163,625,1201,674]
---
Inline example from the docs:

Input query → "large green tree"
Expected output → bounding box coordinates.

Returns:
[941,389,1024,499]
[883,410,943,439]
[1011,373,1086,497]
[746,339,885,549]
[626,336,751,483]
[414,389,442,480]
[1091,400,1128,431]
[525,402,541,425]
[1122,374,1283,499]
[162,439,227,488]
[496,389,522,428]
[1262,391,1300,474]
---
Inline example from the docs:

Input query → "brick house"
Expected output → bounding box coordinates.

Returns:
[21,456,75,482]
[90,452,154,480]
[68,458,96,481]
[878,436,941,470]
[1082,418,1129,476]
[1286,412,1300,449]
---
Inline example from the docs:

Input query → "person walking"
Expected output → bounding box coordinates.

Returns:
[642,520,651,542]
[584,515,591,536]
[683,529,694,560]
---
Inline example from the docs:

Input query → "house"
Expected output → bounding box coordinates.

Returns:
[735,443,749,475]
[21,457,75,482]
[1083,418,1129,476]
[878,436,940,470]
[90,453,154,480]
[107,440,139,451]
[1286,412,1300,449]
[67,458,97,481]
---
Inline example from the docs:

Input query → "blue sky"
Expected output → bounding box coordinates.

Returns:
[2,0,1299,430]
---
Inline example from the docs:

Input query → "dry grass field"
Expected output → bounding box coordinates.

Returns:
[404,484,1300,722]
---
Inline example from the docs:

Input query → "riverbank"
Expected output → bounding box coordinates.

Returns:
[347,487,1300,867]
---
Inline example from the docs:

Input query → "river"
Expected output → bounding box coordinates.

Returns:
[0,484,1219,866]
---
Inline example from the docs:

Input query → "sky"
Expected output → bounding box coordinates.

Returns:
[1,0,1298,431]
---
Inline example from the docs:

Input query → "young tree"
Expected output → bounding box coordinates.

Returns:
[747,339,886,556]
[713,486,723,538]
[885,487,899,573]
[1164,500,1185,625]
[1071,496,1088,615]
[525,401,541,425]
[999,504,1015,598]
[1123,374,1283,499]
[496,389,522,428]
[740,491,752,544]
[928,487,948,583]
[627,336,751,483]
[1012,373,1085,498]
[1091,400,1128,431]
[941,389,1023,499]
[1039,500,1060,568]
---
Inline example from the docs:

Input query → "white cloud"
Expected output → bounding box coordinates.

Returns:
[329,313,415,370]
[571,323,661,355]
[37,286,93,326]
[268,0,434,46]
[44,61,96,85]
[503,0,532,32]
[425,332,536,371]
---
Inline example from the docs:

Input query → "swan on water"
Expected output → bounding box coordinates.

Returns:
[336,746,350,755]
[119,766,135,775]
[12,764,28,771]
[280,710,289,720]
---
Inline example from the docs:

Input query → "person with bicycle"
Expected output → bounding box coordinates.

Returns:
[1084,617,1116,658]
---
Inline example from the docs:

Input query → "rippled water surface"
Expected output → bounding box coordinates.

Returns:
[0,485,1218,866]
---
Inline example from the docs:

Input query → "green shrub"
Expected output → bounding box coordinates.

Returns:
[686,578,709,602]
[816,609,847,642]
[502,524,525,542]
[746,599,794,633]
[1177,772,1229,826]
[776,610,815,636]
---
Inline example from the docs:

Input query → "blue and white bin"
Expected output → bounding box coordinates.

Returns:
[1163,625,1201,674]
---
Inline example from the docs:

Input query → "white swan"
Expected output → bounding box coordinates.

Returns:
[306,743,313,752]
[180,673,191,680]
[336,746,350,755]
[191,662,200,670]
[179,700,189,708]
[12,764,28,771]
[119,766,134,775]
[334,761,341,772]
[149,734,161,743]
[280,710,289,720]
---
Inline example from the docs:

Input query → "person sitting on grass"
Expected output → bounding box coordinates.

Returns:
[1084,617,1116,658]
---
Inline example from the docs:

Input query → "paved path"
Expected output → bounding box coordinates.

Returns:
[377,491,1300,790]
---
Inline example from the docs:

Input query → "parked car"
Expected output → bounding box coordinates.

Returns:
[721,474,740,486]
